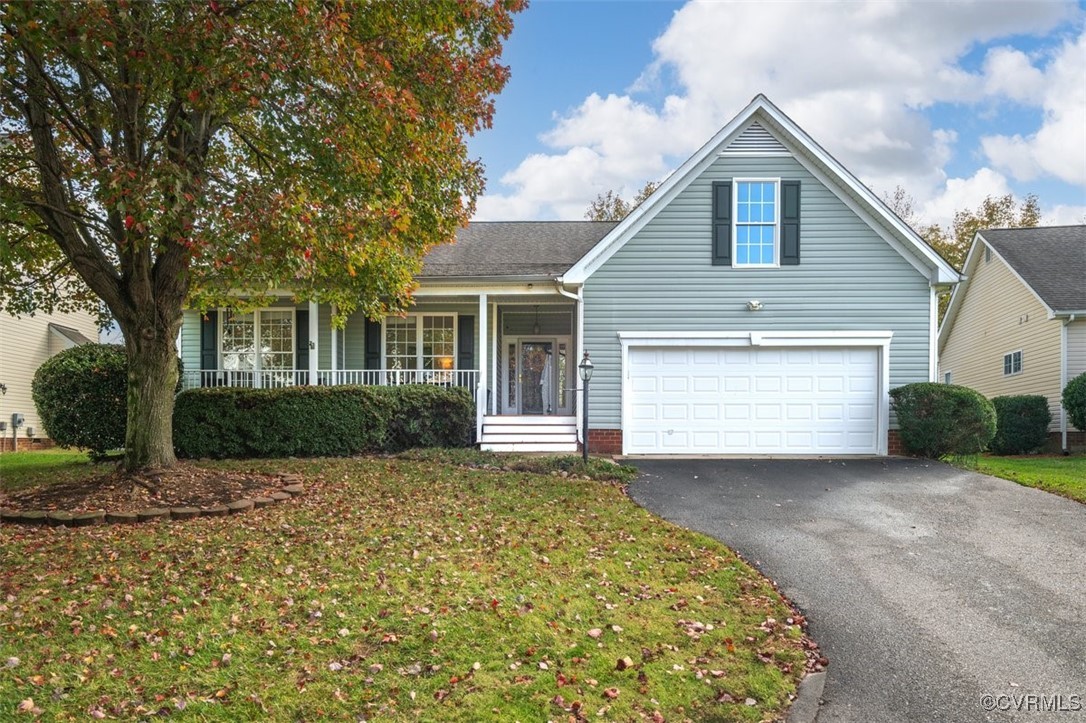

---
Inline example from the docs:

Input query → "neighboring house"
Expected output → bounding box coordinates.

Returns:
[178,94,959,456]
[0,309,99,451]
[938,226,1086,451]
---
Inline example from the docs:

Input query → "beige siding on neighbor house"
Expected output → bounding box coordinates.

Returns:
[0,310,100,440]
[939,248,1063,430]
[1068,320,1086,381]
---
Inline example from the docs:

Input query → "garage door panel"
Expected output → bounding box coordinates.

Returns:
[693,404,720,420]
[626,345,879,455]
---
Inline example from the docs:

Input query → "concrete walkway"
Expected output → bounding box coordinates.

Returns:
[628,458,1086,722]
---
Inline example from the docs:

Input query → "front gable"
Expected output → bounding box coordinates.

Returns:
[562,95,958,287]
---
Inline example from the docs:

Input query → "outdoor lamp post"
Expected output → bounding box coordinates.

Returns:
[578,351,593,464]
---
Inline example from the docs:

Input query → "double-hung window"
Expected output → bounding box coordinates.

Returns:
[220,309,295,386]
[1003,350,1023,376]
[384,314,456,383]
[713,177,798,267]
[734,179,779,266]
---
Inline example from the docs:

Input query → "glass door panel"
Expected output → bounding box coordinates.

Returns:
[519,340,554,415]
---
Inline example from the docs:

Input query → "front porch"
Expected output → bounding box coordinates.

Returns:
[179,290,584,452]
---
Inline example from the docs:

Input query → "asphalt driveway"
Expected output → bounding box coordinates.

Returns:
[628,458,1086,722]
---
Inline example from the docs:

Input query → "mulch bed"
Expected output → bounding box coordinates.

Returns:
[1,462,285,514]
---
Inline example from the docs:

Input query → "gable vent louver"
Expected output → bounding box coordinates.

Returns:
[722,121,789,154]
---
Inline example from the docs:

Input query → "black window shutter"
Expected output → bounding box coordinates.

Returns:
[295,309,309,382]
[200,310,218,371]
[457,316,475,381]
[711,181,732,265]
[364,319,382,370]
[781,181,801,265]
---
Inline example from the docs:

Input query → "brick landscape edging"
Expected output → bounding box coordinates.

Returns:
[0,473,306,528]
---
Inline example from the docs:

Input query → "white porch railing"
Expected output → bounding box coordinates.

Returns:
[180,369,480,391]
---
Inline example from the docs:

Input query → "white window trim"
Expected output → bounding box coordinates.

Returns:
[217,307,297,372]
[617,330,893,457]
[380,313,459,371]
[732,177,781,269]
[1003,349,1023,376]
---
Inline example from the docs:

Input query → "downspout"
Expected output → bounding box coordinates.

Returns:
[1061,313,1076,453]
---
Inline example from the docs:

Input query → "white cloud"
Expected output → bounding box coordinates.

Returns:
[918,168,1015,228]
[478,0,1081,220]
[981,30,1086,185]
[1044,204,1086,225]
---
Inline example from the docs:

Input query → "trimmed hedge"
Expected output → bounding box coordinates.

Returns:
[990,395,1052,455]
[1064,371,1086,432]
[32,343,127,458]
[890,382,996,458]
[173,384,474,458]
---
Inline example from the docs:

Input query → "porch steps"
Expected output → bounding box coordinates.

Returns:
[479,415,579,453]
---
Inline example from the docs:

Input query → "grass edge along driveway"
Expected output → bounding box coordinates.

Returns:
[1,457,808,721]
[968,454,1086,504]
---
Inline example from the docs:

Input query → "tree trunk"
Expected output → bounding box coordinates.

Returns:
[121,314,182,471]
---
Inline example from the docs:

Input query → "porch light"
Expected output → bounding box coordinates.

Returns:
[578,352,593,463]
[578,352,593,382]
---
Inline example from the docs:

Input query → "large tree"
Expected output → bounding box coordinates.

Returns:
[1,0,522,471]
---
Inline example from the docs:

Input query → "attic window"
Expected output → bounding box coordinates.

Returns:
[735,180,779,266]
[985,246,991,263]
[711,179,801,266]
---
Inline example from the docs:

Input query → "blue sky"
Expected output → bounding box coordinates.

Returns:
[468,0,1086,227]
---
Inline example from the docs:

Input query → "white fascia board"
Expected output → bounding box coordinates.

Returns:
[617,330,893,348]
[756,104,960,285]
[563,96,770,284]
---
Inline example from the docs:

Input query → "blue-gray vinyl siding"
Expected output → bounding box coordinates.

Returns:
[584,153,931,429]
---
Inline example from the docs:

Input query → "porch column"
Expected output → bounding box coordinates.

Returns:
[330,303,338,386]
[477,293,488,441]
[308,301,319,383]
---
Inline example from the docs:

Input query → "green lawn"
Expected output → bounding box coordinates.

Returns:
[0,457,807,721]
[973,455,1086,504]
[0,448,94,493]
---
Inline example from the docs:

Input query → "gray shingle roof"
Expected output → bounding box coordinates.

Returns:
[981,226,1086,312]
[420,221,618,278]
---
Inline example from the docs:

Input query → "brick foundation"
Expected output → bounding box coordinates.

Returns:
[0,437,55,453]
[887,429,904,456]
[586,429,623,456]
[1047,430,1086,453]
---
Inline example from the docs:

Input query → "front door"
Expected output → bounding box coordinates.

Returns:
[503,337,571,415]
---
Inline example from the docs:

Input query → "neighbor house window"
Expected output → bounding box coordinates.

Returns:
[220,309,295,384]
[1003,350,1022,376]
[384,315,456,380]
[734,180,778,266]
[943,371,952,384]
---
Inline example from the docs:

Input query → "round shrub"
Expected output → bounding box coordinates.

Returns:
[989,395,1051,455]
[890,382,996,458]
[32,343,127,458]
[1064,371,1086,432]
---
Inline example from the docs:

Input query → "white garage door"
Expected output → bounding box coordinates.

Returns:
[626,346,879,455]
